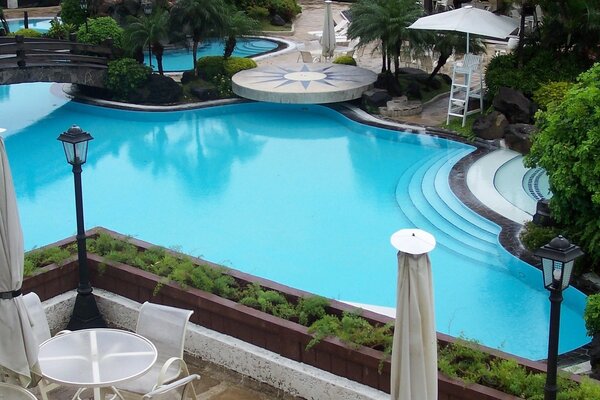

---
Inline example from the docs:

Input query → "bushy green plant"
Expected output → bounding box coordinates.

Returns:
[247,5,269,20]
[239,282,295,319]
[267,0,301,22]
[105,58,151,100]
[525,63,600,266]
[76,17,124,48]
[24,246,74,276]
[213,74,234,97]
[46,18,76,40]
[332,55,356,66]
[485,50,586,100]
[223,57,257,76]
[196,56,226,81]
[584,294,600,337]
[60,0,86,27]
[519,221,562,253]
[296,296,329,326]
[532,81,573,111]
[10,28,42,38]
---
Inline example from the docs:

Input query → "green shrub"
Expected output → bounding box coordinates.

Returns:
[519,221,562,252]
[196,56,226,81]
[46,18,76,40]
[267,0,301,22]
[105,58,151,100]
[76,16,124,48]
[485,50,586,100]
[332,55,356,66]
[11,28,42,38]
[24,246,74,276]
[60,0,86,27]
[532,81,573,111]
[247,5,269,20]
[585,294,600,337]
[525,63,600,266]
[296,296,329,325]
[213,74,234,97]
[223,57,257,76]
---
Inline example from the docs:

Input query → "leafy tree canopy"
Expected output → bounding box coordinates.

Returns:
[525,62,600,264]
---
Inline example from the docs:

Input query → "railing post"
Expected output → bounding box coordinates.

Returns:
[15,35,26,68]
[102,38,114,59]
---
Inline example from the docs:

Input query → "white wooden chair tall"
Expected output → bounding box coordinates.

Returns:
[447,53,483,126]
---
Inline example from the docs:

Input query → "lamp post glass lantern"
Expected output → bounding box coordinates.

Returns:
[79,0,88,32]
[141,0,153,67]
[535,235,583,400]
[58,125,106,330]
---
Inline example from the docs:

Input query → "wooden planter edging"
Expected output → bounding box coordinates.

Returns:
[22,227,580,399]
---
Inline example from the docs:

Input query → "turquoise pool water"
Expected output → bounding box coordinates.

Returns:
[144,39,279,72]
[0,82,589,360]
[8,18,279,72]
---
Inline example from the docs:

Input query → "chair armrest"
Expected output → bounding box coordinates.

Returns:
[155,357,190,388]
[54,330,71,336]
[143,374,200,399]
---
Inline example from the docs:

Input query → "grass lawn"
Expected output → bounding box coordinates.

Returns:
[259,20,293,32]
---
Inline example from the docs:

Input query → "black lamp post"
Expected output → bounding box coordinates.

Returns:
[79,0,88,33]
[535,235,583,400]
[58,125,106,330]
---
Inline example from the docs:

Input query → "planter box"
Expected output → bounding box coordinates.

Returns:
[22,227,579,399]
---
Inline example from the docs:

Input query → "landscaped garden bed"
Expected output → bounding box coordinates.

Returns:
[21,227,600,399]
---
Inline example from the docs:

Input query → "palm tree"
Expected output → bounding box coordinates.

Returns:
[169,0,226,74]
[221,6,260,59]
[0,7,10,34]
[124,9,170,75]
[347,0,423,75]
[425,32,485,83]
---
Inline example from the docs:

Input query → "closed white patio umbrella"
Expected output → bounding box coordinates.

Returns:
[0,133,40,387]
[390,229,437,400]
[321,0,336,61]
[408,6,519,53]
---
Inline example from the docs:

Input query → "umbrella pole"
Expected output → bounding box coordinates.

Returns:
[466,32,470,54]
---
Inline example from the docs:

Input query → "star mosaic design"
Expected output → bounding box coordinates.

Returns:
[246,64,365,90]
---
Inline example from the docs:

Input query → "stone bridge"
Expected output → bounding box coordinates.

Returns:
[0,36,113,87]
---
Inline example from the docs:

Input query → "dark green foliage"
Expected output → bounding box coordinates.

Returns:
[267,0,301,22]
[213,75,234,98]
[76,16,124,48]
[196,56,226,81]
[246,5,269,20]
[485,50,587,100]
[332,55,357,66]
[532,81,573,111]
[60,0,87,27]
[525,63,600,266]
[519,222,562,253]
[585,294,600,337]
[106,58,152,100]
[10,28,42,38]
[223,57,257,76]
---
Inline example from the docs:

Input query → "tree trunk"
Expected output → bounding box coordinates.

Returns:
[192,40,199,76]
[427,53,450,83]
[153,43,165,76]
[515,4,527,67]
[381,42,387,73]
[224,36,236,59]
[424,0,433,14]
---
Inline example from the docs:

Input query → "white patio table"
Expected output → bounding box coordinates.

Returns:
[38,328,157,400]
[0,382,37,400]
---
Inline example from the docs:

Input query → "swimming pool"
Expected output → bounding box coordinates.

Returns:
[144,39,280,72]
[8,18,280,71]
[0,82,588,360]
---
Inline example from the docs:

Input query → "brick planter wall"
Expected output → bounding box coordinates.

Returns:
[23,227,577,399]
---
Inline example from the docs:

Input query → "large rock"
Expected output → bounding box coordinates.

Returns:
[270,14,286,26]
[472,111,508,140]
[131,74,182,104]
[362,89,392,109]
[492,87,536,123]
[504,123,537,155]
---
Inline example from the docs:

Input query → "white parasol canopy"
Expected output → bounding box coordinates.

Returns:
[408,6,519,53]
[0,135,40,387]
[321,0,336,60]
[390,229,437,400]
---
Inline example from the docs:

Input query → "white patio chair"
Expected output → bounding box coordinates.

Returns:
[142,374,200,400]
[114,302,194,397]
[299,50,319,63]
[22,292,69,400]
